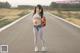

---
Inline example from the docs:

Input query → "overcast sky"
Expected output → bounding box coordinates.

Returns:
[0,0,74,7]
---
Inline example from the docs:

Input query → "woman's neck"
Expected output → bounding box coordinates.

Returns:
[36,12,39,14]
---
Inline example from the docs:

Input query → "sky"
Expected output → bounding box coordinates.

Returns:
[0,0,74,7]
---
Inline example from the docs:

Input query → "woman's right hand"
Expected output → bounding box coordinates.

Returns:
[33,19,37,25]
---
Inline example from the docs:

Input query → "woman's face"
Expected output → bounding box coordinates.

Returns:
[36,7,41,13]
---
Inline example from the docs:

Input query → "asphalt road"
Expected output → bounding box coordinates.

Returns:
[0,12,80,53]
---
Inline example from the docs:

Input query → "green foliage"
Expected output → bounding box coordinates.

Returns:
[49,2,80,11]
[0,2,11,8]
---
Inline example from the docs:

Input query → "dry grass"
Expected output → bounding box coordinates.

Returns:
[51,10,80,26]
[0,8,30,28]
[66,18,80,26]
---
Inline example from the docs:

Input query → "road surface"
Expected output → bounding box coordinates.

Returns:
[0,12,80,53]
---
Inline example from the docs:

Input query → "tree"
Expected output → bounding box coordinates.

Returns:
[0,2,11,8]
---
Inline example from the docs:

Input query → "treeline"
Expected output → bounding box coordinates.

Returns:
[49,2,80,11]
[0,2,11,8]
[0,1,80,11]
[18,5,34,9]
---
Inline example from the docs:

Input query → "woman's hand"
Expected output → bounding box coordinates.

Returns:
[33,19,37,25]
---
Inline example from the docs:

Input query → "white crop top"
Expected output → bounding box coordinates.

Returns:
[33,13,41,25]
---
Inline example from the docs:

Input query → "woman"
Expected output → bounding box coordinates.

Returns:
[32,4,46,52]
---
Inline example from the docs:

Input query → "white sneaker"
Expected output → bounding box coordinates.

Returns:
[41,46,47,51]
[34,47,38,52]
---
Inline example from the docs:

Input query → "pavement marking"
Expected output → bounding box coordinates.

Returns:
[47,12,80,29]
[0,12,32,32]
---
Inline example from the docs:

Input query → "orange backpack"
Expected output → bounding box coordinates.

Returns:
[41,16,46,27]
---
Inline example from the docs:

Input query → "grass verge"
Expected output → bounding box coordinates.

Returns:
[0,8,30,28]
[50,10,80,26]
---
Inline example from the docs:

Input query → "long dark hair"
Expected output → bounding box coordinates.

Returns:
[33,4,44,18]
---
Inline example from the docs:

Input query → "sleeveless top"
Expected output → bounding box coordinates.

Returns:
[33,13,42,26]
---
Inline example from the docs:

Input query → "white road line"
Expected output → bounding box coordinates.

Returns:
[0,12,32,32]
[47,12,80,29]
